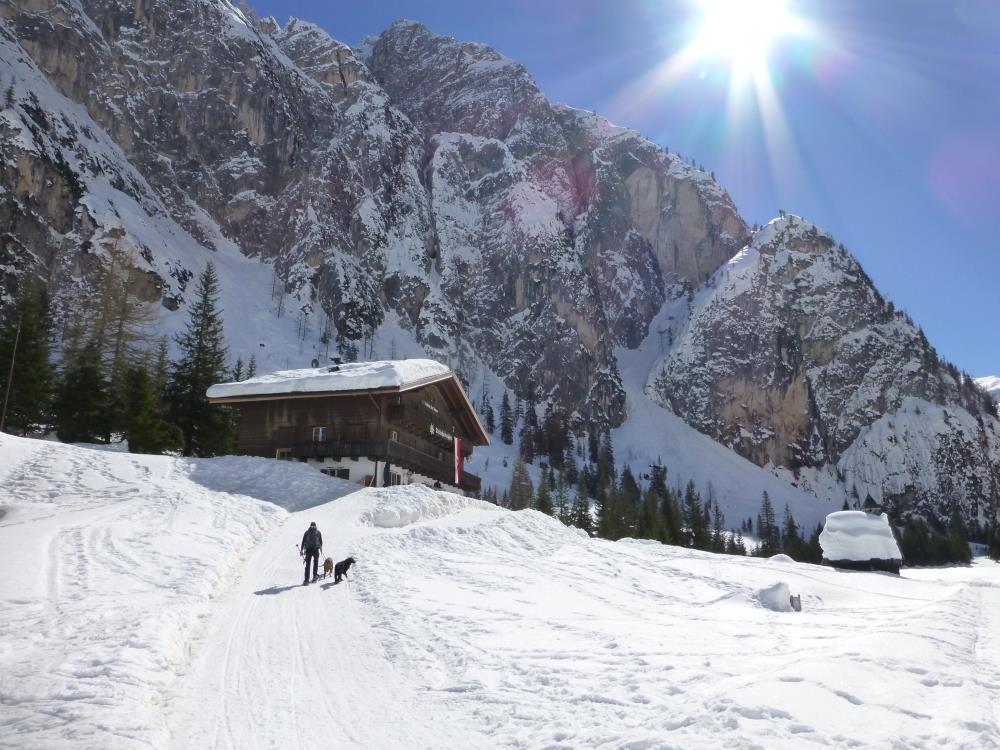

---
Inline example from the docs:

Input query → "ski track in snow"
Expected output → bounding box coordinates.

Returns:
[1,434,999,749]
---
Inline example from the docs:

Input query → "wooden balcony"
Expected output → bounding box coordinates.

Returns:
[290,438,481,493]
[386,403,455,449]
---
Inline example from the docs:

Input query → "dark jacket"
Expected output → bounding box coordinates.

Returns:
[301,526,323,552]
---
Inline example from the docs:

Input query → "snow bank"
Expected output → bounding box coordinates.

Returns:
[755,581,794,611]
[819,511,902,561]
[181,454,356,511]
[0,434,307,748]
[768,553,796,564]
[358,485,500,528]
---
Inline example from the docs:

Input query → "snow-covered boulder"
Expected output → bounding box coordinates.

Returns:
[819,511,902,573]
[754,582,794,612]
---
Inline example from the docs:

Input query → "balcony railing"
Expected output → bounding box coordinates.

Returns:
[290,437,481,493]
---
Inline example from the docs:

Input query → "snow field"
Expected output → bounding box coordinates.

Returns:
[352,514,1000,749]
[2,434,999,749]
[0,435,353,749]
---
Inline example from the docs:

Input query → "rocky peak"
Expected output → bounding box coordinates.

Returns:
[650,214,1000,524]
[272,17,371,89]
[367,20,557,149]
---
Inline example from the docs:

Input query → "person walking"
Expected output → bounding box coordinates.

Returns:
[300,521,323,584]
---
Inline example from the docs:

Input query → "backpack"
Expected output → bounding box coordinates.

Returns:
[303,526,320,551]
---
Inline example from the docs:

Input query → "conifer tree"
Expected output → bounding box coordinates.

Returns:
[595,483,615,539]
[82,242,156,434]
[534,468,554,516]
[573,481,593,535]
[123,365,183,454]
[682,481,706,548]
[619,465,641,535]
[542,404,569,469]
[649,464,682,545]
[555,472,573,525]
[167,263,232,457]
[499,391,513,444]
[519,401,538,462]
[755,491,780,556]
[988,522,1000,562]
[563,454,579,486]
[485,402,495,435]
[635,487,663,542]
[0,281,53,434]
[947,510,972,564]
[801,524,823,563]
[53,341,111,443]
[731,529,748,555]
[152,337,170,395]
[597,431,616,485]
[711,501,726,552]
[781,504,802,559]
[587,430,599,466]
[246,354,257,379]
[231,357,244,382]
[508,456,534,510]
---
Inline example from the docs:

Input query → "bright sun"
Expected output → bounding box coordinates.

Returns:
[691,0,803,78]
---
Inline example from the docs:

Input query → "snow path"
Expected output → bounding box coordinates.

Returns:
[0,436,350,749]
[2,434,999,749]
[165,491,487,750]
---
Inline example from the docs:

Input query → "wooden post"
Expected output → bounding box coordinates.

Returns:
[1,316,22,433]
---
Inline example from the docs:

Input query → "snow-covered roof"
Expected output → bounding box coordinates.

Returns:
[819,511,902,562]
[206,359,454,400]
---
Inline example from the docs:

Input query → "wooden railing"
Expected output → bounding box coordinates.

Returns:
[386,404,455,449]
[290,438,481,493]
[291,439,384,461]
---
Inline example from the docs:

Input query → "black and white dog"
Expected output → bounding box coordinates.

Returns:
[334,556,356,584]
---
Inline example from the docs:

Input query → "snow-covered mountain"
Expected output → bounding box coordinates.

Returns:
[1,1,998,527]
[3,433,999,749]
[651,217,1000,521]
[979,377,1000,402]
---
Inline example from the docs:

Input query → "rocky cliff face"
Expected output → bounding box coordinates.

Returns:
[0,4,745,427]
[650,216,1000,524]
[1,1,996,525]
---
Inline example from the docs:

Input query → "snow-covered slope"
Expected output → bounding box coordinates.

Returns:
[979,376,1000,402]
[3,434,999,749]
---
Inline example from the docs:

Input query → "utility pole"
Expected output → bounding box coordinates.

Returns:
[1,316,22,433]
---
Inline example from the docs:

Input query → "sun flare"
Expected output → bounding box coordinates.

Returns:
[691,0,804,79]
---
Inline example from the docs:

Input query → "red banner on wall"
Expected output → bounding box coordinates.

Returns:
[454,437,462,486]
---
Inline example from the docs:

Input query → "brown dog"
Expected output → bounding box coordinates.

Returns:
[322,557,334,579]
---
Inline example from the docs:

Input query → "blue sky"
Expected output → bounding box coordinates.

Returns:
[249,0,1000,377]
